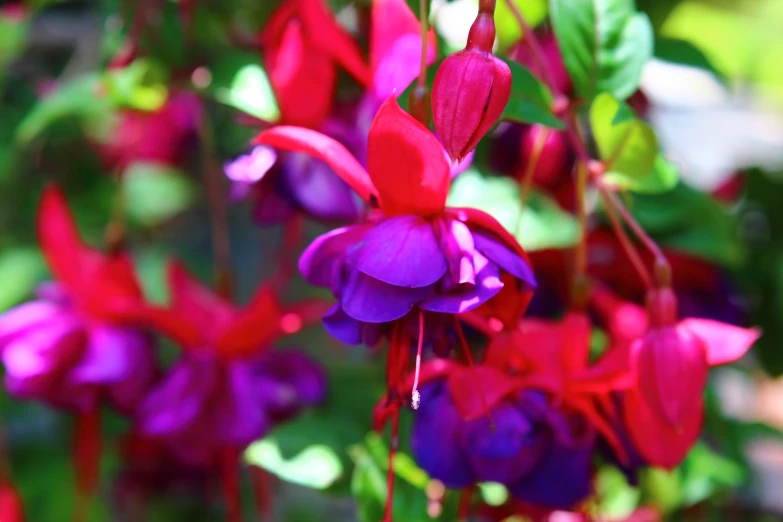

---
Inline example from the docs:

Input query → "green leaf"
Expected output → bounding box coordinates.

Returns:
[502,60,564,129]
[678,443,745,506]
[448,170,580,251]
[494,0,549,50]
[550,0,653,100]
[629,182,745,268]
[15,75,114,145]
[245,440,343,490]
[620,154,679,194]
[0,248,46,312]
[103,59,168,112]
[655,37,725,80]
[123,163,195,226]
[590,92,661,190]
[215,63,279,122]
[595,466,640,518]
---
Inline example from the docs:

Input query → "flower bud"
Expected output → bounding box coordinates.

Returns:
[634,287,708,427]
[431,0,511,162]
[519,124,572,188]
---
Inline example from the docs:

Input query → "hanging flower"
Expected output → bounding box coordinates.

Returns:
[256,96,535,391]
[0,186,155,412]
[133,261,326,465]
[260,0,371,128]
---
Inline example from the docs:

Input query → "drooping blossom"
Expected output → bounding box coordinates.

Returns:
[96,91,202,173]
[431,0,511,162]
[0,185,156,517]
[133,261,326,465]
[260,0,370,129]
[0,186,155,412]
[257,96,535,384]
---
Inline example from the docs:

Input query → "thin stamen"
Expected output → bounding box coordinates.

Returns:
[411,311,425,409]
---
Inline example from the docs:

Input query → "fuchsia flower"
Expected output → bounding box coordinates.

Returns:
[370,0,437,100]
[0,186,155,412]
[431,0,511,162]
[260,0,371,129]
[97,91,202,173]
[592,285,759,469]
[256,96,535,390]
[0,480,24,522]
[133,261,326,465]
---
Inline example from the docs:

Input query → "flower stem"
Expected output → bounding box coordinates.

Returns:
[513,126,549,237]
[382,409,400,522]
[417,0,429,89]
[502,0,557,93]
[220,447,243,522]
[604,188,668,267]
[198,103,234,300]
[104,171,127,256]
[598,187,652,289]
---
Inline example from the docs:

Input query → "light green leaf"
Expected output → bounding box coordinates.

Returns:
[15,75,114,144]
[620,154,679,194]
[494,0,549,50]
[215,64,279,122]
[591,92,660,190]
[550,0,653,100]
[245,440,343,490]
[103,59,168,112]
[448,170,580,251]
[502,60,564,129]
[123,163,195,226]
[0,248,46,312]
[595,466,640,518]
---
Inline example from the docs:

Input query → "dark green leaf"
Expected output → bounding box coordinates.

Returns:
[655,37,725,80]
[501,60,564,129]
[15,75,114,145]
[550,0,653,100]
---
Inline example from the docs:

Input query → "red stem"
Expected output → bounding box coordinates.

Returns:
[72,408,101,522]
[502,0,558,93]
[382,409,400,522]
[220,448,243,522]
[249,464,272,521]
[598,188,652,289]
[604,188,667,264]
[458,486,474,521]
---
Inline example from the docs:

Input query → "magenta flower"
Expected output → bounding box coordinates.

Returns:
[132,261,326,465]
[0,186,155,412]
[431,0,511,162]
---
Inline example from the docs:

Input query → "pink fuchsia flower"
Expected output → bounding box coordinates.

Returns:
[132,261,327,465]
[256,96,535,390]
[260,0,371,129]
[431,0,511,162]
[0,186,155,413]
[592,285,759,469]
[96,91,202,173]
[369,0,437,100]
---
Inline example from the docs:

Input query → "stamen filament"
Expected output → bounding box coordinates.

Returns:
[411,311,425,409]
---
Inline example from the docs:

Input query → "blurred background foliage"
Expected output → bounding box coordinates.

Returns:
[2,0,783,521]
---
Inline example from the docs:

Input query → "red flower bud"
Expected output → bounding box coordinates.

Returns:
[633,288,708,428]
[431,0,511,162]
[519,124,572,188]
[0,481,25,522]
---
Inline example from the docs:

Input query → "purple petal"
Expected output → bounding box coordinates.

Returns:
[216,362,269,446]
[323,305,383,346]
[259,350,326,407]
[439,218,476,285]
[283,153,364,222]
[225,146,277,184]
[299,225,370,290]
[463,402,545,485]
[419,252,503,313]
[102,327,157,412]
[138,355,217,436]
[2,316,86,398]
[472,231,537,289]
[0,301,63,347]
[411,381,474,488]
[342,271,434,323]
[355,215,447,288]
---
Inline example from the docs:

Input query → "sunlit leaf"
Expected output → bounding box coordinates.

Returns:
[0,248,46,312]
[245,440,343,490]
[215,64,279,122]
[550,0,653,100]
